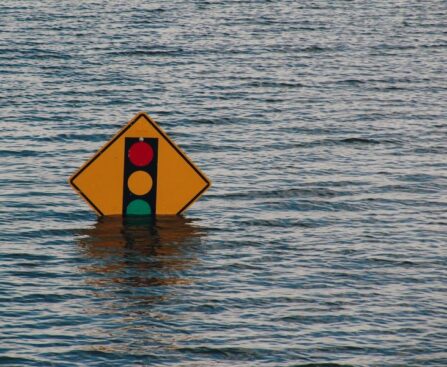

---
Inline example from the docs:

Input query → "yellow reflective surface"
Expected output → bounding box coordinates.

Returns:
[69,112,211,215]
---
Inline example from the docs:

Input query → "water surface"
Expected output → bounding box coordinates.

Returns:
[1,1,446,366]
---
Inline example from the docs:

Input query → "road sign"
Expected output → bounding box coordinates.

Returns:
[69,112,211,216]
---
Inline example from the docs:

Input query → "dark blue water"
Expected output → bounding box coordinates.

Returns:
[1,1,446,366]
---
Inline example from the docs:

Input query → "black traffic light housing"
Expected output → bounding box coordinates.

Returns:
[122,137,158,216]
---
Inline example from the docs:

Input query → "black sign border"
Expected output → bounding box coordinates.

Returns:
[69,112,211,216]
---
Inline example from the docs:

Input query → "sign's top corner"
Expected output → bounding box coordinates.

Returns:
[134,111,154,121]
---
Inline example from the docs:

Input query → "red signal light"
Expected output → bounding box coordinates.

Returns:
[128,141,154,167]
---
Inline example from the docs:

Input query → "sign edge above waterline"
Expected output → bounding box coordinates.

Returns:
[68,112,211,216]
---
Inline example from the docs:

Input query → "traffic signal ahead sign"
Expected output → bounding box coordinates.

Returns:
[69,112,211,216]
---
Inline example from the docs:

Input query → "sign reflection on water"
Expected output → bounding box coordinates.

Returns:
[76,216,204,289]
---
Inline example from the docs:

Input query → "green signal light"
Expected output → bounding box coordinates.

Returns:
[126,199,152,216]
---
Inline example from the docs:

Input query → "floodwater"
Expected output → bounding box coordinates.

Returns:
[1,1,446,366]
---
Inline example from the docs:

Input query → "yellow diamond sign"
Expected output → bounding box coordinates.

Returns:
[69,112,211,216]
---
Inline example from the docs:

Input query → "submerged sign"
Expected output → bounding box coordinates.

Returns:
[69,112,211,216]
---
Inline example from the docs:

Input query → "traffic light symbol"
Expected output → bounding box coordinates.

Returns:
[123,137,158,216]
